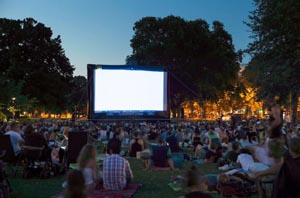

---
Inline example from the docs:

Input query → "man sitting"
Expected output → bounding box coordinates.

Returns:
[103,140,133,191]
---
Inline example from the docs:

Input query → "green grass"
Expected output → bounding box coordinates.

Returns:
[7,159,222,198]
[7,158,259,198]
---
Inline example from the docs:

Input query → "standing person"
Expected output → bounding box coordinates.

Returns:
[103,140,133,191]
[5,122,24,156]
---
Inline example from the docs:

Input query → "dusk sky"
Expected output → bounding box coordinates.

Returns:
[0,0,255,77]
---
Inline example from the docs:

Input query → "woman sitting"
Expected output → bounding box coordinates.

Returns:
[129,132,144,157]
[146,136,176,170]
[77,144,99,191]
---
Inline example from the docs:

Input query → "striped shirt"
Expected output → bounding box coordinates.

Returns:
[103,154,133,190]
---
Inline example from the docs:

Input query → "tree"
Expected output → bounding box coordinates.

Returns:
[245,0,300,122]
[67,75,87,118]
[0,18,74,113]
[127,16,241,117]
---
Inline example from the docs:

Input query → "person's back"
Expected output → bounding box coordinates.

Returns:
[5,122,24,156]
[166,133,180,153]
[129,138,142,157]
[103,140,133,191]
[64,170,86,198]
[151,144,170,167]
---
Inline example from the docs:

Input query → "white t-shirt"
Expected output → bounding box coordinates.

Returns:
[236,153,254,171]
[5,130,24,155]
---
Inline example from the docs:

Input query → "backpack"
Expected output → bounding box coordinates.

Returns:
[216,173,257,197]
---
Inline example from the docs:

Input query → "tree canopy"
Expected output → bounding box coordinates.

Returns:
[0,18,74,114]
[127,16,241,116]
[245,0,300,121]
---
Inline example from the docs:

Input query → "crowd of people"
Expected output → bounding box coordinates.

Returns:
[0,101,300,198]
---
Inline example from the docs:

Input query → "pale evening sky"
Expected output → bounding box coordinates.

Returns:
[0,0,255,77]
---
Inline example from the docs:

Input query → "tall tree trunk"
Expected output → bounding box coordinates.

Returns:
[291,91,298,123]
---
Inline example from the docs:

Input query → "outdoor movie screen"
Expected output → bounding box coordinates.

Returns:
[93,66,168,113]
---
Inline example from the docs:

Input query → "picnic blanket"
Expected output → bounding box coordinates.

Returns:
[148,166,171,171]
[52,183,141,198]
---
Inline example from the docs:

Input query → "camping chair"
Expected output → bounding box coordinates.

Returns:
[0,135,22,176]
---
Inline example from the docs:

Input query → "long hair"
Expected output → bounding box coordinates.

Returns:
[77,144,97,170]
[64,170,86,198]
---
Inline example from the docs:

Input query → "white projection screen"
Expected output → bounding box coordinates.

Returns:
[88,65,169,119]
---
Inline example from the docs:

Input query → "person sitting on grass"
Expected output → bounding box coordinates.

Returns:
[146,136,176,170]
[179,165,213,198]
[129,132,144,157]
[103,140,133,191]
[77,144,99,192]
[224,142,240,163]
[64,169,86,198]
[166,131,181,153]
[204,142,221,163]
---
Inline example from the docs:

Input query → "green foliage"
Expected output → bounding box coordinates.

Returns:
[245,0,300,100]
[66,75,87,116]
[0,18,74,114]
[127,16,241,115]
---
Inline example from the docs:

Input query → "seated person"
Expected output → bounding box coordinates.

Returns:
[5,122,24,156]
[23,124,51,162]
[166,131,181,153]
[204,143,221,163]
[180,165,213,198]
[58,127,71,165]
[77,144,99,191]
[146,136,176,170]
[103,140,133,191]
[272,137,300,198]
[106,132,121,155]
[248,138,285,178]
[194,138,209,159]
[64,169,86,198]
[129,132,144,157]
[224,142,240,163]
[192,129,201,151]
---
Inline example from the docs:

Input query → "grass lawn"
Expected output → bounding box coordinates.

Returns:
[7,159,224,198]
